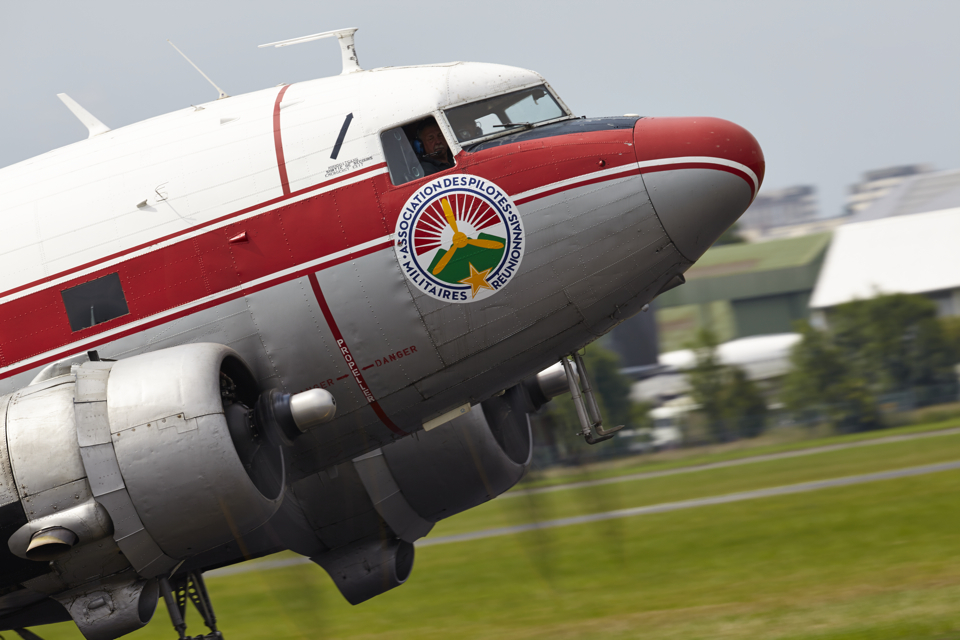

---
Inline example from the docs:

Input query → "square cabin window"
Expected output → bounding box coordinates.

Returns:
[61,273,130,331]
[380,116,455,186]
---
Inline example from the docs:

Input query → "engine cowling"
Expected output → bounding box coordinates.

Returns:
[375,384,532,523]
[279,384,534,604]
[1,344,284,639]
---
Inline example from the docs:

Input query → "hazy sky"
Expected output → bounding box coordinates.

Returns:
[2,0,958,217]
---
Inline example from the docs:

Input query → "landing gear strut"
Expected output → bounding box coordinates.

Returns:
[159,572,222,640]
[561,351,625,445]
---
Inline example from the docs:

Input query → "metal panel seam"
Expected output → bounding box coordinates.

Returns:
[73,365,177,577]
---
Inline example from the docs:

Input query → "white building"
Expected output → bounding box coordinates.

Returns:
[810,206,960,317]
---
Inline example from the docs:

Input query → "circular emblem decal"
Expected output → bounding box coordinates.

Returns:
[394,174,525,303]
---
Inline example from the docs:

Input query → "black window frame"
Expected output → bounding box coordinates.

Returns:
[61,272,130,332]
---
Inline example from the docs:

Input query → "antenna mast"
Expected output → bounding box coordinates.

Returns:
[258,28,361,75]
[167,40,229,100]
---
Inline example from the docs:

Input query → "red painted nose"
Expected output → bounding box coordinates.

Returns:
[634,117,765,261]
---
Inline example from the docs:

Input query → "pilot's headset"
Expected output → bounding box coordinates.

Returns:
[412,121,429,156]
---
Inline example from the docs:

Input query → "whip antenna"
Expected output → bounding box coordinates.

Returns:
[167,39,229,100]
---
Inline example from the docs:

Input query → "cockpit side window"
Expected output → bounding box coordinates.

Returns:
[381,127,425,186]
[380,116,456,186]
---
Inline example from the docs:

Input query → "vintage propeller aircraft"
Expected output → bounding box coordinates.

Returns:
[0,28,763,639]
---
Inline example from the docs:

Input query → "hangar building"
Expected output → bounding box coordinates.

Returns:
[653,233,831,351]
[811,206,960,317]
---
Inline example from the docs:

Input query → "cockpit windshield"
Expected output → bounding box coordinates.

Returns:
[445,85,569,145]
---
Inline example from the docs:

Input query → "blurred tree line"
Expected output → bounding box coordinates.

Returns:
[784,293,959,432]
[532,292,960,465]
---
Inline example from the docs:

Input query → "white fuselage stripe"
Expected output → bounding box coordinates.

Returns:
[636,156,759,192]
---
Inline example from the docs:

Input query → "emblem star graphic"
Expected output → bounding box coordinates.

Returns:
[459,262,495,299]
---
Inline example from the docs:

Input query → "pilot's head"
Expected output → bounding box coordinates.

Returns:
[417,122,449,162]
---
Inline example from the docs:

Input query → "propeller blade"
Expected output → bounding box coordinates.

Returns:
[466,238,504,250]
[440,197,459,234]
[432,245,458,275]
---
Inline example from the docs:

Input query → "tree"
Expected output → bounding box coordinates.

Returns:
[686,329,727,440]
[783,320,880,432]
[830,293,956,395]
[686,329,768,441]
[942,316,960,363]
[722,367,768,438]
[783,293,957,432]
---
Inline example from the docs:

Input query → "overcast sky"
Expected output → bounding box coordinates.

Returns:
[1,0,958,217]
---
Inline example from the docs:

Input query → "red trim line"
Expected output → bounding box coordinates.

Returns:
[273,85,292,196]
[639,162,757,198]
[307,273,406,436]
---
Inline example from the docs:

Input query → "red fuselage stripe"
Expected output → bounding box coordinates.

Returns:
[273,85,292,196]
[307,273,406,435]
[0,161,389,301]
[0,239,393,382]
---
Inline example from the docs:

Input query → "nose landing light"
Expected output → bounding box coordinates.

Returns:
[635,117,765,262]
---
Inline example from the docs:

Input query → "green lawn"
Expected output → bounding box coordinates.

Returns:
[517,418,960,491]
[33,423,960,639]
[434,428,960,537]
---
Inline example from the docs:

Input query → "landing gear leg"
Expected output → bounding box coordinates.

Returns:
[159,572,223,640]
[561,351,625,445]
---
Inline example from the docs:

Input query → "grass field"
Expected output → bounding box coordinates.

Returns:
[35,421,960,639]
[518,417,960,490]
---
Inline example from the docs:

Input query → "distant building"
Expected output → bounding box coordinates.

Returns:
[844,164,932,217]
[847,166,960,223]
[631,333,801,404]
[811,206,960,318]
[737,185,819,240]
[739,216,846,243]
[653,233,831,351]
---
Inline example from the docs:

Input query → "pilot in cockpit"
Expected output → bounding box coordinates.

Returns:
[415,121,455,176]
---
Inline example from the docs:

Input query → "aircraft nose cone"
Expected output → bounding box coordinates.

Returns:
[635,117,765,261]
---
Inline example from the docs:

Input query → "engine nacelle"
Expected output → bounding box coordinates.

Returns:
[1,344,283,639]
[282,384,533,604]
[374,385,532,524]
